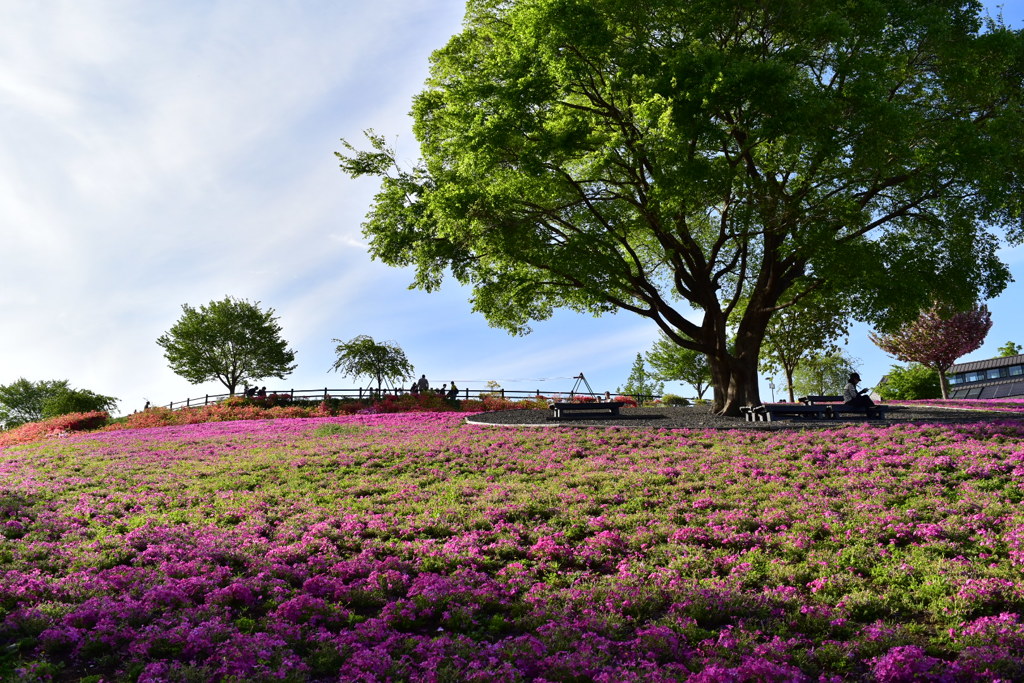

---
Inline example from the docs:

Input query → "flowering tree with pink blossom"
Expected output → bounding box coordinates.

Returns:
[870,305,992,399]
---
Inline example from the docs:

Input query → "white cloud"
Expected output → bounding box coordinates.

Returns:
[2,0,1021,412]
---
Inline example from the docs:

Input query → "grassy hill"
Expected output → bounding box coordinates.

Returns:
[2,411,1024,680]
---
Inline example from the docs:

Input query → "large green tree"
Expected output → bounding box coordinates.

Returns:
[0,378,118,429]
[339,0,1023,414]
[157,297,297,396]
[330,335,415,394]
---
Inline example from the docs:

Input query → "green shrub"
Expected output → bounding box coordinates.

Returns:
[877,364,942,400]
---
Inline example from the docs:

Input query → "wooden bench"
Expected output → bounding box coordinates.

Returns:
[743,404,829,421]
[799,395,887,419]
[550,401,623,419]
[829,404,887,419]
[798,395,844,405]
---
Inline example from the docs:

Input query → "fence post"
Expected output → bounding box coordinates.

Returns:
[186,398,190,407]
[324,388,328,400]
[205,395,209,405]
[501,388,505,398]
[170,401,174,410]
[291,389,295,398]
[359,388,363,400]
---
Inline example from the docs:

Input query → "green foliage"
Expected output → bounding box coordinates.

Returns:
[998,341,1023,357]
[330,335,415,393]
[877,364,942,401]
[0,378,63,428]
[660,393,690,406]
[645,333,711,399]
[617,353,664,400]
[339,0,1024,414]
[156,297,297,396]
[40,389,118,421]
[0,379,117,429]
[759,292,850,402]
[792,351,859,398]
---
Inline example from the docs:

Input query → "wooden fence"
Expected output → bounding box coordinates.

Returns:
[161,387,661,411]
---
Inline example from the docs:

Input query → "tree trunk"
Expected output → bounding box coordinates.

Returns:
[708,352,763,416]
[784,366,796,402]
[937,368,949,399]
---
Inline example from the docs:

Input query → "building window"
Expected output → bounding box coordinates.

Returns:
[1010,366,1023,377]
[988,369,1003,379]
[949,375,963,385]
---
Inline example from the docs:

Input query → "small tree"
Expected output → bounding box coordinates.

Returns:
[876,364,942,401]
[870,304,992,399]
[617,353,664,403]
[330,335,415,394]
[645,333,712,400]
[0,378,118,429]
[759,293,849,402]
[792,352,859,398]
[157,297,297,396]
[998,341,1023,357]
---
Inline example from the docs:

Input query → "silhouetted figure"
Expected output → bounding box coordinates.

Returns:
[843,373,874,408]
[410,381,419,396]
[437,383,447,397]
[257,386,267,398]
[446,382,458,400]
[417,374,429,393]
[143,401,150,411]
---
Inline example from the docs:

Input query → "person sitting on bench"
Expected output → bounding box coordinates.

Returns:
[843,373,874,408]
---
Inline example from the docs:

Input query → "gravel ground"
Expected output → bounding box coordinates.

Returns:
[466,404,1024,430]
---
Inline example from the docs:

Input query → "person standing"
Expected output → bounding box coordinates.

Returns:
[417,375,429,393]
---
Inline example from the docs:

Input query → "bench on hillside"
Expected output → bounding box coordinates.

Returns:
[799,395,887,419]
[748,402,887,421]
[742,404,829,422]
[798,395,844,405]
[550,401,623,419]
[829,403,887,420]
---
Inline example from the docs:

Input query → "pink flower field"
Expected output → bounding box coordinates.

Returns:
[3,412,1024,680]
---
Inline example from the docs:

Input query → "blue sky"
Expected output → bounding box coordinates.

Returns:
[2,1,1022,414]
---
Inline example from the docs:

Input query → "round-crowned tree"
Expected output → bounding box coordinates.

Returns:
[330,335,415,394]
[157,297,297,396]
[870,304,992,399]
